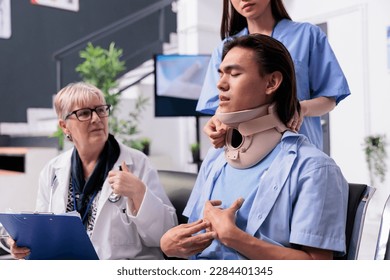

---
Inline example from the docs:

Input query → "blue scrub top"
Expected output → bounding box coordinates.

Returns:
[194,144,282,260]
[196,19,351,150]
[184,132,348,259]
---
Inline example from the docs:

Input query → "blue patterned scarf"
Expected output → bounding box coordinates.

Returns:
[70,134,120,224]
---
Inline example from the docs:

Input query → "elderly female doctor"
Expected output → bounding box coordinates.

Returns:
[8,82,177,260]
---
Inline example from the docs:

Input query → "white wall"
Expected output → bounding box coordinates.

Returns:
[176,0,223,161]
[177,0,222,54]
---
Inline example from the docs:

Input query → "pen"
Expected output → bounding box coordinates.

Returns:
[49,175,57,212]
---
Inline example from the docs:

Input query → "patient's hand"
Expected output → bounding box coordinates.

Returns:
[160,219,216,259]
[7,237,30,259]
[203,116,227,148]
[203,199,244,245]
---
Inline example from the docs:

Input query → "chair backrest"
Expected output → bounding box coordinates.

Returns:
[158,170,197,225]
[335,183,375,260]
[375,194,390,260]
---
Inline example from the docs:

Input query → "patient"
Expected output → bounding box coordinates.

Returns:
[160,34,348,260]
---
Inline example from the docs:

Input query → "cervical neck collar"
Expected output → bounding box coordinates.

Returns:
[216,103,287,169]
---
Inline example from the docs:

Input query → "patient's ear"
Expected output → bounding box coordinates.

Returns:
[265,71,283,95]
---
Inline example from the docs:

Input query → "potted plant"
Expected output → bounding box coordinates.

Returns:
[128,137,151,155]
[75,42,126,111]
[363,134,387,186]
[190,142,200,163]
[50,126,65,151]
[140,137,151,155]
[116,94,149,148]
[76,42,149,148]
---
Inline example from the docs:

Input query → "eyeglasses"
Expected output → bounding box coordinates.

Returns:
[65,105,111,122]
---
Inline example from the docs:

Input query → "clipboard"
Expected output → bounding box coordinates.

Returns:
[0,212,99,260]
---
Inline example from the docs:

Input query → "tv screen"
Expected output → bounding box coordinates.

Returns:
[154,54,211,117]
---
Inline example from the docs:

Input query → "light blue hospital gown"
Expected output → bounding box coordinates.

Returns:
[183,132,348,259]
[197,19,351,150]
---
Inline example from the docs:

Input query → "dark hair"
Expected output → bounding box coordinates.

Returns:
[221,33,299,124]
[220,0,291,39]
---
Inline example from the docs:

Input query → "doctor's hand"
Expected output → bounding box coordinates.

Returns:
[7,237,30,259]
[203,198,244,246]
[203,115,226,148]
[160,219,216,259]
[108,161,146,214]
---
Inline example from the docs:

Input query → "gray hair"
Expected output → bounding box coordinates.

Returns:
[54,82,106,120]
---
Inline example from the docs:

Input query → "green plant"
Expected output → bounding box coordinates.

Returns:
[140,137,151,155]
[140,137,151,145]
[111,94,150,147]
[110,94,149,136]
[75,42,149,148]
[190,142,200,153]
[190,142,200,163]
[127,137,151,155]
[51,42,124,149]
[129,139,145,151]
[50,125,65,150]
[76,42,125,109]
[364,134,387,185]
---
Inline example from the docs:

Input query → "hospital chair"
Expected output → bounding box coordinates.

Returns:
[158,170,197,225]
[375,194,390,260]
[335,183,375,260]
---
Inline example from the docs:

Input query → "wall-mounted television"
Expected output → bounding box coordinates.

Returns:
[154,54,211,117]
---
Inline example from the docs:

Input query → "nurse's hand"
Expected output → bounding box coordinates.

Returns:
[287,109,303,132]
[7,237,30,259]
[203,116,226,148]
[160,219,216,259]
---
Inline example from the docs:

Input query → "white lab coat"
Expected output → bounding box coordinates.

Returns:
[36,141,177,259]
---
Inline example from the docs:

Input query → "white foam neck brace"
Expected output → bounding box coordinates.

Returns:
[216,103,287,169]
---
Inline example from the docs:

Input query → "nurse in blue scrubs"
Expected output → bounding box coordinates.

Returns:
[198,0,350,150]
